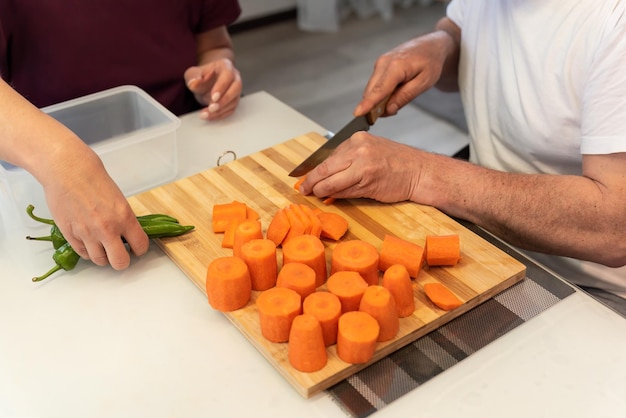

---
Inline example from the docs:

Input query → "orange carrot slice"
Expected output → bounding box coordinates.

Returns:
[293,176,307,191]
[322,197,336,205]
[378,234,425,278]
[336,311,380,364]
[240,239,278,291]
[300,204,322,238]
[206,256,252,312]
[288,314,328,373]
[276,262,317,300]
[212,201,247,233]
[302,291,342,346]
[256,287,302,343]
[326,270,369,313]
[317,211,348,241]
[358,285,399,342]
[330,239,380,286]
[246,205,259,221]
[266,208,290,247]
[282,234,327,288]
[221,219,242,249]
[423,282,463,311]
[290,203,312,235]
[425,234,461,267]
[233,219,263,258]
[381,264,415,318]
[283,206,306,245]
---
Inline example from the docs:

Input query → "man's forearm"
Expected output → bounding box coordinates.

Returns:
[433,17,461,92]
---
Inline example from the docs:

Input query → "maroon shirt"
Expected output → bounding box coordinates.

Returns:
[0,0,241,115]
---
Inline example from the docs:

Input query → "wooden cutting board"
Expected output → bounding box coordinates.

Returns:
[127,132,526,398]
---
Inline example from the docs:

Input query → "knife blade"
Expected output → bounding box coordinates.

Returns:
[288,96,390,177]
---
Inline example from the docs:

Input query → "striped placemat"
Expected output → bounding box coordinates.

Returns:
[326,224,576,417]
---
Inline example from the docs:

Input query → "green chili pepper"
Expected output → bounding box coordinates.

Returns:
[26,224,67,249]
[141,222,195,238]
[136,214,179,224]
[32,242,81,282]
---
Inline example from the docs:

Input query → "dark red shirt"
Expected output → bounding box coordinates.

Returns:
[0,0,241,115]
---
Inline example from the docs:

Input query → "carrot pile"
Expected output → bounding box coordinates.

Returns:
[207,199,469,371]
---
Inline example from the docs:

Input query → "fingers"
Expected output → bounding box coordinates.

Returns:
[186,59,243,121]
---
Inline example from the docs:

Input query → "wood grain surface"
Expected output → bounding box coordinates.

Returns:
[127,132,526,398]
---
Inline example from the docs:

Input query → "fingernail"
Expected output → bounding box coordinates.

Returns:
[199,110,209,119]
[211,92,221,102]
[208,103,220,113]
[187,78,199,88]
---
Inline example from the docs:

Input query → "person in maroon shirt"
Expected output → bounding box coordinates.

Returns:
[0,0,242,119]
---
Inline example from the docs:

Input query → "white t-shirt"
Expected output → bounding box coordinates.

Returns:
[447,0,626,297]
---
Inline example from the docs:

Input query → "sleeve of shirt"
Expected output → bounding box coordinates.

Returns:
[581,11,626,154]
[446,0,466,28]
[196,0,242,34]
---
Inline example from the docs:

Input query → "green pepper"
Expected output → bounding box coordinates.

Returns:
[26,224,67,249]
[32,242,81,282]
[141,222,195,238]
[137,214,179,224]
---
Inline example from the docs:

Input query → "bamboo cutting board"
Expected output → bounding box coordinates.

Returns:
[127,132,526,398]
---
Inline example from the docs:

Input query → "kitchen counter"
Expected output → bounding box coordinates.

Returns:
[1,91,625,418]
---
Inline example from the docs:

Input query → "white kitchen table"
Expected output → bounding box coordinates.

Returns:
[1,91,625,418]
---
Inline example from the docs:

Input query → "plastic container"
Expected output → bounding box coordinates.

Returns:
[0,85,180,229]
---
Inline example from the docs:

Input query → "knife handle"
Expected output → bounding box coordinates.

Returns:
[365,95,391,125]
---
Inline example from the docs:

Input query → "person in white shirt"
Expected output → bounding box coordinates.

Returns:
[298,0,626,315]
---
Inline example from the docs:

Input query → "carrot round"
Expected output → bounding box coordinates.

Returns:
[240,238,278,291]
[336,311,380,364]
[326,270,369,313]
[317,211,348,241]
[423,282,463,311]
[256,287,302,343]
[302,291,342,346]
[381,264,415,318]
[276,262,317,300]
[282,234,327,288]
[330,239,380,286]
[288,314,328,373]
[378,234,425,278]
[358,285,399,342]
[266,208,290,247]
[206,256,252,312]
[425,234,461,267]
[233,219,263,258]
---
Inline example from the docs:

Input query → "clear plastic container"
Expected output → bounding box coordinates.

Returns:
[0,85,180,229]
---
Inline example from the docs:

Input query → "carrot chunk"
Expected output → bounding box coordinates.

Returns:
[330,239,380,286]
[336,311,380,364]
[212,201,247,233]
[317,211,348,241]
[300,204,322,238]
[283,206,306,245]
[358,285,399,342]
[326,270,369,313]
[425,234,461,267]
[378,234,425,278]
[302,291,342,346]
[282,234,328,288]
[256,287,302,343]
[276,262,317,300]
[221,219,241,249]
[240,239,278,291]
[381,264,415,318]
[288,314,328,373]
[423,282,463,311]
[289,203,312,235]
[233,219,263,258]
[293,176,307,192]
[206,256,252,312]
[266,208,290,247]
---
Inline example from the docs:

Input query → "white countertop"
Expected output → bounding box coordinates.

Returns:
[1,91,625,418]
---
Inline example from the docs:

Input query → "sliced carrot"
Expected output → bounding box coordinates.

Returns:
[336,311,380,364]
[330,239,380,286]
[266,208,290,247]
[246,205,260,221]
[290,203,312,235]
[233,219,263,258]
[302,291,342,346]
[322,197,336,205]
[276,262,317,300]
[378,234,425,278]
[221,219,241,249]
[317,211,348,241]
[381,264,415,318]
[326,270,369,313]
[283,206,306,245]
[282,234,328,288]
[358,285,399,342]
[425,234,461,266]
[240,239,278,291]
[212,201,247,233]
[206,256,252,312]
[423,282,463,311]
[300,204,322,238]
[256,287,302,343]
[293,175,307,192]
[288,314,328,373]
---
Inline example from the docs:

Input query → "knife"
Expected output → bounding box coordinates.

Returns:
[288,95,390,177]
